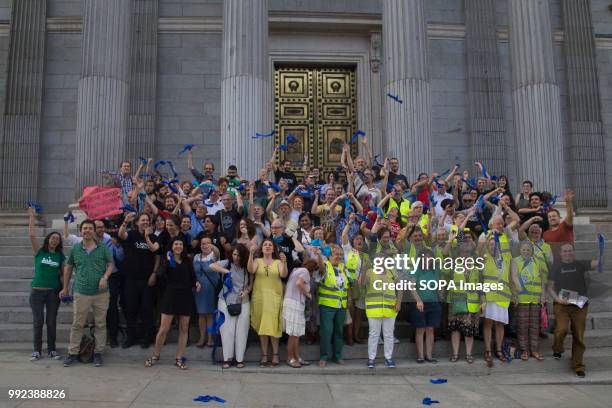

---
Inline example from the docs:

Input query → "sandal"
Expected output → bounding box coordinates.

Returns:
[496,350,507,362]
[298,358,310,366]
[222,361,231,369]
[287,358,302,368]
[260,354,269,368]
[174,357,188,370]
[144,355,160,367]
[271,353,280,367]
[531,352,544,361]
[236,361,245,368]
[484,350,493,363]
[466,355,474,364]
[520,351,529,361]
[450,354,459,363]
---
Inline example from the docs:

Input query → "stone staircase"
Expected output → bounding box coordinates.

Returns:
[0,211,611,361]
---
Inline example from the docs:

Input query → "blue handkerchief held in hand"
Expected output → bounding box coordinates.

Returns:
[26,200,43,214]
[430,378,447,384]
[598,233,605,273]
[63,211,75,223]
[279,144,288,151]
[194,395,226,404]
[287,134,298,144]
[350,129,366,143]
[121,203,136,213]
[387,93,403,104]
[179,144,195,155]
[422,397,440,405]
[138,156,147,165]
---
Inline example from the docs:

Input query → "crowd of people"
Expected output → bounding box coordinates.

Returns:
[26,138,599,378]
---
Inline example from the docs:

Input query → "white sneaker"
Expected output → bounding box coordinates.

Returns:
[30,352,41,361]
[48,350,62,360]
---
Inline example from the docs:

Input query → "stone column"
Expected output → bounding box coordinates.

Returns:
[509,0,564,194]
[369,32,384,159]
[128,0,158,161]
[465,0,508,177]
[382,0,432,180]
[0,0,47,209]
[220,0,271,180]
[562,0,607,207]
[75,0,131,190]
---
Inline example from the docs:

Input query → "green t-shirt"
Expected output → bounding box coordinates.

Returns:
[414,268,441,302]
[31,250,63,290]
[67,242,112,296]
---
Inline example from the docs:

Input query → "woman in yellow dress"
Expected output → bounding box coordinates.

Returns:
[248,238,288,367]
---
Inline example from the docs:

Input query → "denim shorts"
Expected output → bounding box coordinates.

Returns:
[409,301,442,328]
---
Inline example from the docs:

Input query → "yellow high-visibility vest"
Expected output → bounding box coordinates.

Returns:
[514,256,542,304]
[449,267,482,313]
[318,261,349,309]
[483,253,512,308]
[365,269,398,318]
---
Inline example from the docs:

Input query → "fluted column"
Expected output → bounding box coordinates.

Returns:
[221,0,271,180]
[509,0,564,194]
[562,0,607,207]
[382,0,432,180]
[0,0,47,209]
[75,0,131,190]
[128,0,158,161]
[465,0,508,177]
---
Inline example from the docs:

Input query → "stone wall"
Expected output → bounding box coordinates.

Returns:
[2,0,609,210]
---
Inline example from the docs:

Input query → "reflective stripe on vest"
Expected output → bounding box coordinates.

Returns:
[318,261,348,309]
[345,251,360,283]
[449,267,481,313]
[364,270,397,318]
[483,254,512,307]
[514,256,542,304]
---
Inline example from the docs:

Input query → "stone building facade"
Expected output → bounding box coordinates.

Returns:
[0,0,611,212]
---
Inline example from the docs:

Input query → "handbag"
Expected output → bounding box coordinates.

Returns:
[226,267,247,316]
[78,326,95,363]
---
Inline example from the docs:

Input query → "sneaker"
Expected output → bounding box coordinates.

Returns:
[48,350,62,360]
[63,354,78,367]
[576,371,586,378]
[385,359,396,368]
[553,352,562,360]
[93,353,103,367]
[367,359,375,369]
[394,337,400,344]
[30,351,41,361]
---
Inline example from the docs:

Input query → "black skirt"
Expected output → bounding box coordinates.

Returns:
[160,287,196,316]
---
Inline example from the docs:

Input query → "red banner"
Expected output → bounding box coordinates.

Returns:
[78,186,122,220]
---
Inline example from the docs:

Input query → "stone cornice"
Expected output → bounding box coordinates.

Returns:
[0,14,608,49]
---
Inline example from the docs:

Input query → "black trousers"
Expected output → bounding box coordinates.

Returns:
[124,278,154,341]
[106,272,125,341]
[29,289,60,353]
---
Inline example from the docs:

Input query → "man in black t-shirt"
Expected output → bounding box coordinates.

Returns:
[118,213,159,348]
[386,158,408,191]
[216,193,242,253]
[548,242,599,378]
[274,159,298,193]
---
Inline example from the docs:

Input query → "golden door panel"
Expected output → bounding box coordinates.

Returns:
[275,67,357,176]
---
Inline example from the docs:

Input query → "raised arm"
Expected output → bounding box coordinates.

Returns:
[268,145,279,172]
[118,212,134,241]
[360,136,372,169]
[28,207,39,255]
[247,243,257,274]
[341,214,355,245]
[347,192,363,213]
[564,189,574,227]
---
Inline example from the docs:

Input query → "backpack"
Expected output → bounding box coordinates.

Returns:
[78,326,95,363]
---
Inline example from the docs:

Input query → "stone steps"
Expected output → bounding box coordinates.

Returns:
[1,322,611,361]
[0,267,33,279]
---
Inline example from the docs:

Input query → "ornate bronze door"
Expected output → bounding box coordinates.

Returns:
[274,67,358,177]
